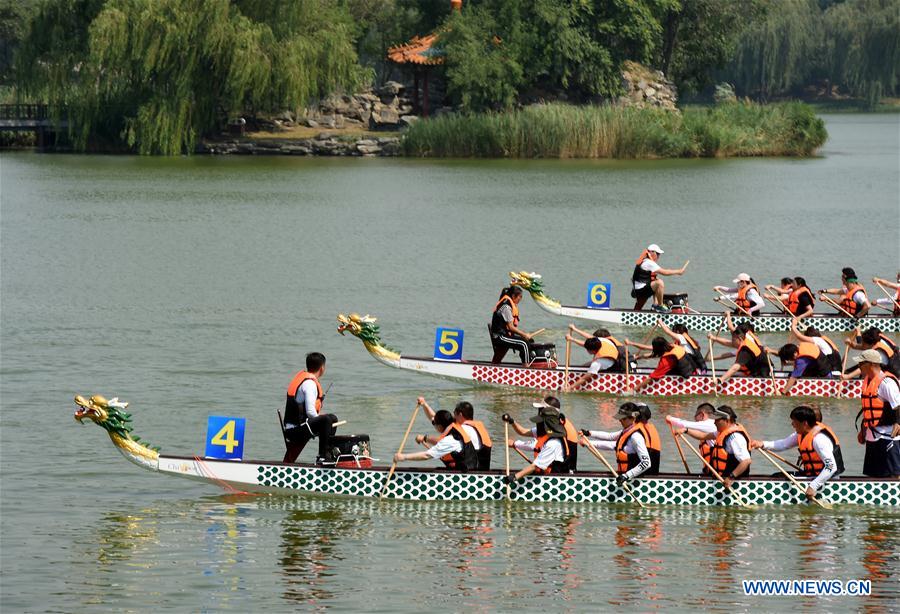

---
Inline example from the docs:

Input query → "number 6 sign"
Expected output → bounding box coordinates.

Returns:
[205,416,246,460]
[586,282,611,309]
[434,327,464,361]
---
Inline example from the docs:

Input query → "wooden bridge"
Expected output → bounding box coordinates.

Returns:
[0,104,69,149]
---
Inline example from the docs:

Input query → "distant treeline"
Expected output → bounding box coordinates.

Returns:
[3,0,896,154]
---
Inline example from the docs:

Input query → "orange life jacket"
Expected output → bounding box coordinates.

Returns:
[787,286,814,315]
[615,423,654,474]
[700,439,713,472]
[464,419,492,470]
[798,423,845,476]
[662,344,696,377]
[710,423,751,476]
[284,371,323,424]
[737,333,768,376]
[533,434,570,474]
[735,283,759,312]
[840,284,868,316]
[861,371,900,433]
[437,423,477,471]
[797,341,820,360]
[493,295,519,327]
[641,421,662,474]
[593,338,620,361]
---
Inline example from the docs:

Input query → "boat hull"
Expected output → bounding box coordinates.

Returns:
[533,302,900,333]
[157,456,899,506]
[397,356,861,399]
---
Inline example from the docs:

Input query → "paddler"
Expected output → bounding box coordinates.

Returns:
[580,402,658,485]
[283,352,339,464]
[625,336,697,394]
[872,274,900,315]
[393,408,478,471]
[567,324,626,372]
[565,332,625,390]
[850,349,900,478]
[774,338,831,395]
[666,402,717,474]
[710,326,770,386]
[415,396,492,470]
[490,285,535,364]
[687,405,752,487]
[750,405,844,499]
[503,396,578,470]
[819,267,870,318]
[790,319,841,374]
[714,273,765,316]
[626,319,706,373]
[842,327,900,377]
[502,400,572,484]
[630,244,689,312]
[766,277,816,317]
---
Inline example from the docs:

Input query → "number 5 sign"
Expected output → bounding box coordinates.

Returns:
[205,416,246,460]
[434,327,464,361]
[586,282,611,309]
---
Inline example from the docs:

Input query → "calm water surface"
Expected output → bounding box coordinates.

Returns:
[2,114,899,611]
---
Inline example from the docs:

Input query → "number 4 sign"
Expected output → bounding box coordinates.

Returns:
[586,282,611,309]
[433,327,464,361]
[205,416,246,460]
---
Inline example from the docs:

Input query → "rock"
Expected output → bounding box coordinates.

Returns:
[280,144,312,155]
[304,118,319,128]
[378,81,404,96]
[400,115,419,127]
[276,110,294,122]
[356,141,382,155]
[371,106,400,127]
[645,87,656,97]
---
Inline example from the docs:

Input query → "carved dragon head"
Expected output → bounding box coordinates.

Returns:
[337,313,400,363]
[509,271,560,308]
[74,394,160,453]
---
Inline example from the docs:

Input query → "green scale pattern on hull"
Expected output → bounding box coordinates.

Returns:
[257,465,900,506]
[618,311,900,332]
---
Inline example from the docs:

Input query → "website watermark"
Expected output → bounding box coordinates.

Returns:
[742,579,871,597]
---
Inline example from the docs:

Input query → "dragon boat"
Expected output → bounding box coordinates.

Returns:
[509,271,900,333]
[337,313,863,399]
[74,395,899,506]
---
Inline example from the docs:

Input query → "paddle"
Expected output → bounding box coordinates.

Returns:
[818,294,855,319]
[504,421,511,501]
[765,351,781,396]
[380,401,421,499]
[708,337,720,397]
[669,422,690,472]
[765,450,802,472]
[513,445,532,464]
[873,280,900,312]
[704,315,727,361]
[640,321,661,346]
[623,345,631,393]
[677,432,754,509]
[531,328,547,337]
[715,293,752,318]
[580,436,645,508]
[563,336,571,392]
[757,448,833,509]
[332,420,347,428]
[834,328,856,397]
[763,292,791,316]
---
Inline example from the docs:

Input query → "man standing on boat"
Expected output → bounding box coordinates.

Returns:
[819,267,870,318]
[750,405,844,500]
[283,352,339,464]
[490,286,536,364]
[852,349,900,478]
[415,396,492,470]
[503,401,571,483]
[630,244,689,312]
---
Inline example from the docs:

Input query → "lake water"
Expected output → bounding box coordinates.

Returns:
[1,113,899,611]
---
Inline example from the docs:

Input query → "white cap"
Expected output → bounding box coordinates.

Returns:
[647,244,664,254]
[733,273,751,283]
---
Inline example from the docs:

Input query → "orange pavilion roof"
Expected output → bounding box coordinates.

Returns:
[387,33,444,66]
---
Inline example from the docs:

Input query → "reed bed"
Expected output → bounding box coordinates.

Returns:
[402,101,827,158]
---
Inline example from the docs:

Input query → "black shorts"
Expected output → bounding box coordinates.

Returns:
[631,284,653,300]
[863,438,900,477]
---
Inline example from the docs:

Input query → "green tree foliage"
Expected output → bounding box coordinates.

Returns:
[16,0,368,154]
[0,0,39,87]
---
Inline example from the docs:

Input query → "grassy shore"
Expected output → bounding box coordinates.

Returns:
[402,102,827,158]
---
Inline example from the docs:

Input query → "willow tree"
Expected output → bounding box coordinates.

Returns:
[16,0,368,154]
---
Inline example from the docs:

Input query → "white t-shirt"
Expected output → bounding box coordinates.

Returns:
[672,333,698,356]
[589,431,651,479]
[633,259,661,290]
[284,379,321,427]
[589,357,616,374]
[844,287,869,307]
[763,431,837,492]
[723,287,765,313]
[461,423,481,450]
[514,437,564,470]
[426,436,462,459]
[724,432,751,462]
[810,337,833,356]
[670,417,716,435]
[867,375,900,441]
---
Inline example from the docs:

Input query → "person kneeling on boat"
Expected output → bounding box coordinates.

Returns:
[774,340,830,396]
[394,409,478,471]
[750,405,844,500]
[630,244,689,312]
[581,402,659,484]
[416,396,492,470]
[666,403,717,475]
[686,405,751,488]
[625,337,697,394]
[712,327,770,387]
[502,402,572,483]
[283,352,339,464]
[490,286,536,364]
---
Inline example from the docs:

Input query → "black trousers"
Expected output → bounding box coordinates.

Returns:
[491,333,531,364]
[863,438,900,477]
[283,413,338,463]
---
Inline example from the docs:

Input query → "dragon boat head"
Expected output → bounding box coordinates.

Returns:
[337,313,401,365]
[74,394,160,462]
[509,271,560,309]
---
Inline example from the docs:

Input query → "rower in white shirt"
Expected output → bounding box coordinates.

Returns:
[750,406,845,500]
[714,273,765,315]
[666,402,717,474]
[581,403,657,485]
